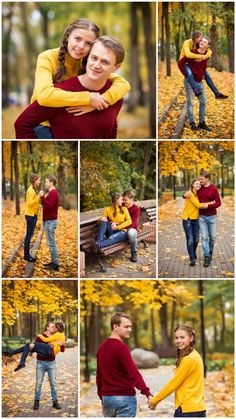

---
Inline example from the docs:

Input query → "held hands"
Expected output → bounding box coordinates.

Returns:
[89,92,110,110]
[202,203,208,209]
[147,396,156,410]
[39,190,44,197]
[66,105,95,116]
[111,222,119,230]
[56,340,63,347]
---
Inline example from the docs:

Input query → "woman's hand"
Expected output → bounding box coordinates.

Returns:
[39,190,44,197]
[202,203,208,208]
[56,340,63,346]
[148,397,156,410]
[29,343,35,351]
[101,217,108,222]
[111,222,118,230]
[89,92,110,110]
[66,105,95,116]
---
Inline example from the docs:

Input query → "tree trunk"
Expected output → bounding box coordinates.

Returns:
[170,300,176,338]
[36,3,50,50]
[209,15,222,71]
[199,281,207,377]
[12,142,20,215]
[57,155,70,210]
[163,2,171,76]
[181,2,189,38]
[10,143,14,200]
[2,2,15,107]
[2,143,7,200]
[150,309,158,351]
[159,303,171,347]
[139,142,152,200]
[160,6,165,61]
[219,296,225,346]
[224,2,234,72]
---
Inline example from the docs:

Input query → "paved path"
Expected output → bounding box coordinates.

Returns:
[80,366,217,417]
[85,244,156,278]
[158,199,234,278]
[2,347,78,417]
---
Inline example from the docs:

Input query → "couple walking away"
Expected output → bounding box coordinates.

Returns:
[15,19,129,139]
[3,321,65,411]
[91,190,140,263]
[182,169,221,267]
[178,29,228,132]
[96,312,206,417]
[24,173,59,271]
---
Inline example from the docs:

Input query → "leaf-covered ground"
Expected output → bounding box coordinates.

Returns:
[2,200,78,278]
[158,60,234,139]
[2,348,78,417]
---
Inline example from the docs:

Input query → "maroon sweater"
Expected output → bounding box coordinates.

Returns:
[197,184,221,216]
[35,333,65,362]
[96,338,151,399]
[178,49,208,82]
[15,78,123,139]
[127,204,140,230]
[41,189,59,221]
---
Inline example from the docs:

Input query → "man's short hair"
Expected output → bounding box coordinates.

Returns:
[123,189,135,200]
[110,312,131,330]
[30,173,40,185]
[55,322,64,332]
[191,30,202,42]
[93,36,125,65]
[200,169,211,179]
[46,175,57,185]
[44,320,54,331]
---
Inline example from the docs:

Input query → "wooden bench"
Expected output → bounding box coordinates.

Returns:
[80,207,156,273]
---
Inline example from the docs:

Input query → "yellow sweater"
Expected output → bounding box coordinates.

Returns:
[150,350,206,413]
[38,332,65,356]
[102,205,131,231]
[179,39,212,60]
[25,186,40,216]
[182,192,208,220]
[32,48,130,107]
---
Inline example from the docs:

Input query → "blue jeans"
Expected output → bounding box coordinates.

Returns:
[34,125,54,139]
[24,215,37,258]
[182,219,199,260]
[174,406,206,417]
[184,79,206,124]
[43,220,58,264]
[8,342,53,366]
[127,228,138,253]
[97,221,127,249]
[35,360,58,401]
[102,396,137,417]
[185,64,219,95]
[199,215,217,257]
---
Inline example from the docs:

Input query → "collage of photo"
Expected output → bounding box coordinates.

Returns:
[1,1,235,419]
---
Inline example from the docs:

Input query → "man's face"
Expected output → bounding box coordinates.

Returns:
[113,317,132,340]
[199,37,209,50]
[123,196,133,208]
[86,41,121,81]
[199,176,208,186]
[47,323,55,334]
[45,178,52,190]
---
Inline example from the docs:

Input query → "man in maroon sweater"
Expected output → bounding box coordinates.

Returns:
[39,175,59,271]
[123,190,141,263]
[178,36,212,132]
[14,36,124,139]
[33,321,64,411]
[185,170,221,267]
[96,312,152,417]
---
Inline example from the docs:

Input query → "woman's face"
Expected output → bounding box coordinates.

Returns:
[67,28,96,60]
[195,35,202,43]
[116,195,124,206]
[34,178,41,188]
[193,180,201,190]
[175,329,193,351]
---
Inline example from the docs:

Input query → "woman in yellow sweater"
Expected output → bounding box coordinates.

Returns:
[30,18,130,139]
[24,173,41,262]
[92,192,131,252]
[182,179,214,267]
[3,322,65,372]
[179,29,227,99]
[149,325,206,417]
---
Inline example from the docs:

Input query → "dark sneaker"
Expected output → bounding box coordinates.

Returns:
[209,251,213,261]
[194,252,197,260]
[2,351,12,357]
[198,122,212,132]
[195,90,203,97]
[24,256,36,262]
[33,400,40,410]
[91,239,101,254]
[190,122,198,131]
[190,259,195,267]
[204,257,210,268]
[45,263,59,271]
[52,400,61,410]
[14,364,25,372]
[130,251,138,263]
[43,262,53,267]
[215,93,228,99]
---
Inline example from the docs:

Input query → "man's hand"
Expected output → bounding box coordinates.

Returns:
[100,217,108,222]
[201,55,208,60]
[90,92,110,110]
[148,397,156,410]
[29,343,35,351]
[66,105,95,116]
[184,191,191,199]
[39,190,44,197]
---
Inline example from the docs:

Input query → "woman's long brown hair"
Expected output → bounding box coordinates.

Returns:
[175,325,196,367]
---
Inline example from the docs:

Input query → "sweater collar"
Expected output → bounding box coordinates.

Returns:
[65,52,82,70]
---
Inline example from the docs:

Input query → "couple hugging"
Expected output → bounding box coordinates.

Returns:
[178,29,228,132]
[3,321,65,411]
[15,19,128,139]
[97,312,206,418]
[91,190,140,263]
[182,169,221,268]
[24,173,59,271]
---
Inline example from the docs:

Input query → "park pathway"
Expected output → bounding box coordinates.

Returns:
[158,198,234,278]
[80,366,217,417]
[2,347,78,417]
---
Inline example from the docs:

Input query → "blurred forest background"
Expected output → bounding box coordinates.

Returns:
[2,1,156,139]
[80,141,156,211]
[158,2,234,139]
